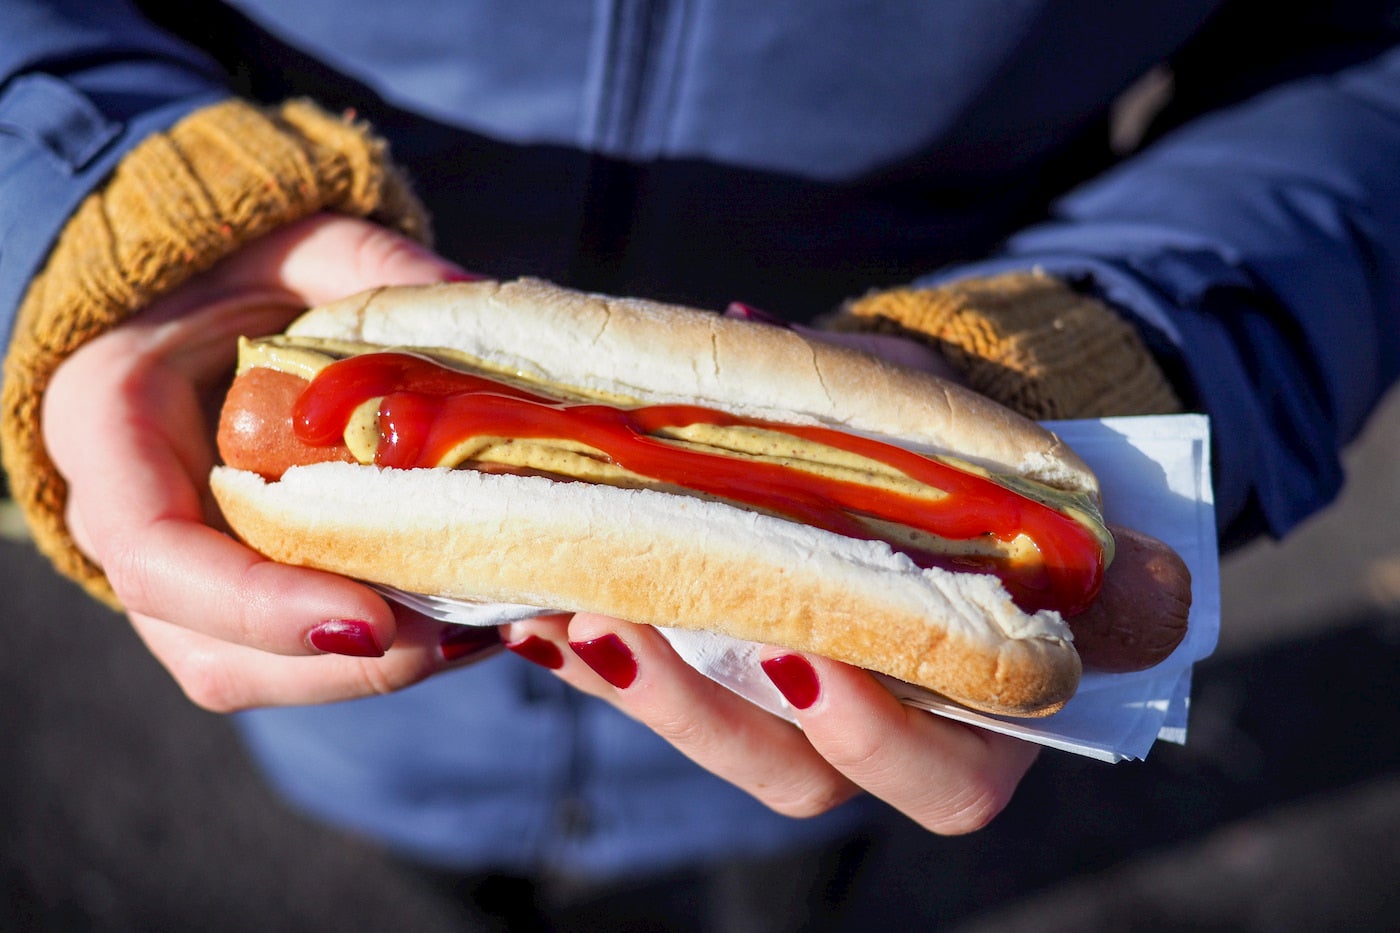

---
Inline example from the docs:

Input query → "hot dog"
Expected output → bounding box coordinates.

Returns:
[210,278,1190,716]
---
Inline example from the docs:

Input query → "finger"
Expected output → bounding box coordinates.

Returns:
[230,213,483,306]
[796,326,959,379]
[127,603,495,711]
[760,650,1039,834]
[103,519,398,656]
[48,343,396,656]
[495,612,575,672]
[722,299,958,379]
[503,614,862,818]
[116,214,481,343]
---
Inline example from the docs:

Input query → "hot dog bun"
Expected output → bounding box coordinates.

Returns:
[210,278,1126,716]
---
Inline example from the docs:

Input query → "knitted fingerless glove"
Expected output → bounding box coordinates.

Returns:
[830,271,1183,421]
[0,97,431,607]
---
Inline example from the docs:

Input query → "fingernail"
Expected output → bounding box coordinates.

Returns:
[761,654,820,710]
[308,619,384,658]
[506,635,565,670]
[568,633,637,688]
[440,625,503,662]
[723,302,789,327]
[442,270,489,282]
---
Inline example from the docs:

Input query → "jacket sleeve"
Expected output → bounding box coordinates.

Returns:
[0,2,432,604]
[926,45,1400,545]
[0,0,230,343]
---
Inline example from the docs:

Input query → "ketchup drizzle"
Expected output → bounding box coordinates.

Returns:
[293,352,1105,615]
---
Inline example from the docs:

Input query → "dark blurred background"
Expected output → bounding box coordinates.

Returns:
[4,385,1400,931]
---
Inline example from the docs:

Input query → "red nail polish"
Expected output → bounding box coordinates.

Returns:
[442,270,489,282]
[761,654,820,709]
[308,619,384,658]
[506,635,565,670]
[569,633,637,688]
[723,302,789,327]
[440,625,502,662]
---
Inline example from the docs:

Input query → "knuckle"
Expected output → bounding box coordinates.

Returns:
[647,708,720,750]
[923,777,1014,835]
[229,564,284,648]
[101,541,160,616]
[760,779,858,820]
[169,650,249,713]
[802,719,1019,834]
[816,727,887,777]
[347,655,421,698]
[640,708,857,820]
[347,225,427,280]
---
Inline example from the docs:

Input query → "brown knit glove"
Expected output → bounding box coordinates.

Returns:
[830,271,1182,421]
[0,97,431,606]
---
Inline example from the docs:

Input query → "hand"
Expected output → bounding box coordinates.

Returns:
[501,613,1039,834]
[500,524,1178,834]
[42,213,500,710]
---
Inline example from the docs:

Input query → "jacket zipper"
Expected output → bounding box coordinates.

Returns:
[572,0,688,290]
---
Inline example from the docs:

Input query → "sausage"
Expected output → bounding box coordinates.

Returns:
[216,361,1191,674]
[1066,525,1193,672]
[217,368,356,479]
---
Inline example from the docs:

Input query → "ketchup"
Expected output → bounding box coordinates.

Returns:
[293,352,1105,615]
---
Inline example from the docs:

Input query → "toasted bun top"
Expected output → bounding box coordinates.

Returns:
[285,277,1100,498]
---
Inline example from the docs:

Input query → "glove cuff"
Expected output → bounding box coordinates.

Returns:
[1,97,430,605]
[831,271,1183,421]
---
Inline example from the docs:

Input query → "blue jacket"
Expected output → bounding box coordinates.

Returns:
[5,0,1399,877]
